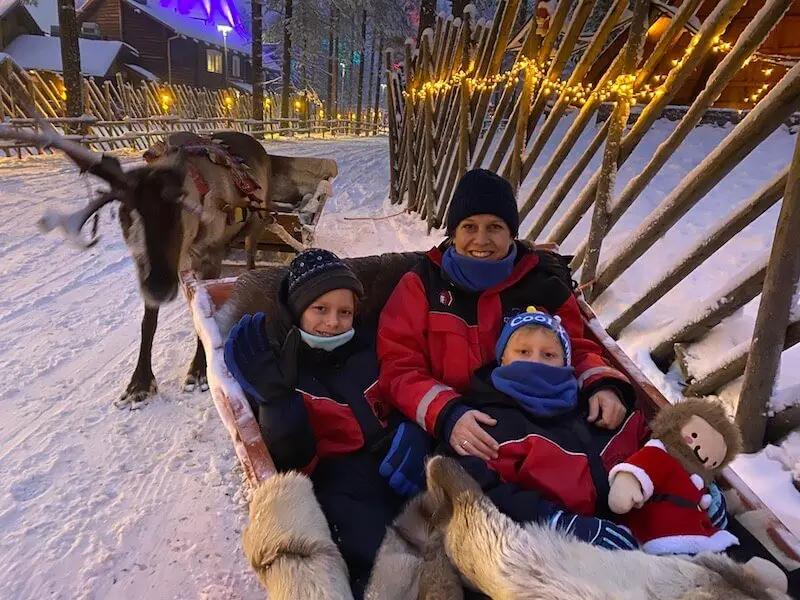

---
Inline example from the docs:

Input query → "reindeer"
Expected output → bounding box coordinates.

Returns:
[0,125,329,408]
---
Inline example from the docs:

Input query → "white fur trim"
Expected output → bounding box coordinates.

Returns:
[699,494,712,510]
[642,530,739,555]
[644,439,666,451]
[690,473,704,489]
[609,463,654,501]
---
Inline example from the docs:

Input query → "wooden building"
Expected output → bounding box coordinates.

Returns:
[78,0,279,90]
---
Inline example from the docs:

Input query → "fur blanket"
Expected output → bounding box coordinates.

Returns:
[367,456,790,600]
[242,471,353,599]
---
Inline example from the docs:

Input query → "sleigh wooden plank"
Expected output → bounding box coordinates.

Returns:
[183,256,800,574]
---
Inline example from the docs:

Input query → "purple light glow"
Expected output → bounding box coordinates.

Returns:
[159,0,244,34]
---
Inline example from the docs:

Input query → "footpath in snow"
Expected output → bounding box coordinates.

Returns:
[0,125,798,597]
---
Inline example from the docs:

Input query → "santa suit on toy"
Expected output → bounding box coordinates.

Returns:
[608,407,741,555]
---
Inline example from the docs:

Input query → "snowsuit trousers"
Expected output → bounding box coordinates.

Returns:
[311,451,405,600]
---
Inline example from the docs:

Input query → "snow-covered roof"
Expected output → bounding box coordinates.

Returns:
[124,62,159,81]
[4,34,137,77]
[0,0,64,33]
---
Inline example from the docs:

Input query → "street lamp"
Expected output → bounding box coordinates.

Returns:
[217,24,233,88]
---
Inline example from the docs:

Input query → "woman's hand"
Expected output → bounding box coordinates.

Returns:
[450,410,499,461]
[587,388,626,429]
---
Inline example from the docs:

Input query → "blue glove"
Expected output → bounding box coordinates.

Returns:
[706,482,728,529]
[549,510,639,551]
[379,422,433,496]
[224,312,274,404]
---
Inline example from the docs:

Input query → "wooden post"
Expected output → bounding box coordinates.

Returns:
[737,129,800,452]
[593,60,800,298]
[456,12,471,179]
[607,169,787,337]
[385,50,400,204]
[571,0,796,268]
[404,40,418,210]
[580,0,648,300]
[508,25,537,191]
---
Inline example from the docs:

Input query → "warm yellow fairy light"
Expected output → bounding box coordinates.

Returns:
[294,100,302,109]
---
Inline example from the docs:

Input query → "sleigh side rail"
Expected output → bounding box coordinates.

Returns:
[182,272,275,486]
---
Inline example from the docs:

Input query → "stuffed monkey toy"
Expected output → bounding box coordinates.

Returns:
[608,398,742,555]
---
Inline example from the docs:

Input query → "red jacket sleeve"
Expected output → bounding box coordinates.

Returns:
[555,294,635,408]
[377,272,461,435]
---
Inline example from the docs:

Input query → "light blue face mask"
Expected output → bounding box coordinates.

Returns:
[300,328,355,351]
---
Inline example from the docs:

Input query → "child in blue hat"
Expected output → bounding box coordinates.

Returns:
[439,306,649,550]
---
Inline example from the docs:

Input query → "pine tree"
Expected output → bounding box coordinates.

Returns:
[252,0,264,132]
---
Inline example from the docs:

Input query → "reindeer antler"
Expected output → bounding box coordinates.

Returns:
[38,190,119,248]
[0,123,132,247]
[0,125,126,187]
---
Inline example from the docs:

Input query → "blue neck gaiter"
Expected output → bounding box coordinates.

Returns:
[300,328,355,351]
[441,243,518,292]
[491,361,578,418]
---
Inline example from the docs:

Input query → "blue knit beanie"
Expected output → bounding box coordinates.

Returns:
[446,169,520,237]
[286,248,364,318]
[495,306,572,366]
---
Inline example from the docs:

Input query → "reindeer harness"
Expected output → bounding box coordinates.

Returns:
[158,139,272,225]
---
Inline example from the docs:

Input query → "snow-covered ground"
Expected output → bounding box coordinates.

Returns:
[1,127,798,597]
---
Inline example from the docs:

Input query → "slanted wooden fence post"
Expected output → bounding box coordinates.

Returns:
[580,0,649,300]
[736,129,800,452]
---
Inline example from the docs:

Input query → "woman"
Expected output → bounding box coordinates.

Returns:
[377,168,640,548]
[224,248,422,598]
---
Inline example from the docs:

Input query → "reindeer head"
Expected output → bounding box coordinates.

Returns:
[115,159,188,305]
[1,125,194,307]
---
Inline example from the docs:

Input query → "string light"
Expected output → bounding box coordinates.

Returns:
[401,33,788,111]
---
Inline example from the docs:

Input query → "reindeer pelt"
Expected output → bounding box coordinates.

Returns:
[242,471,354,600]
[424,456,790,600]
[365,494,463,600]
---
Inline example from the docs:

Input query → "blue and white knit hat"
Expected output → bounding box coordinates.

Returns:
[286,248,364,318]
[495,306,572,365]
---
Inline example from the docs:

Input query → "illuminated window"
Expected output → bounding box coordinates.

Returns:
[231,55,241,78]
[206,49,222,74]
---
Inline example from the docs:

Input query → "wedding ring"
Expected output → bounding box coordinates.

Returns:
[461,440,468,448]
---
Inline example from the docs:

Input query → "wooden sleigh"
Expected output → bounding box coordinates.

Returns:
[181,250,800,577]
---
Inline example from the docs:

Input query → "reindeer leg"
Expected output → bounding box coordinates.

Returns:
[183,337,208,392]
[244,218,266,270]
[116,305,159,409]
[183,251,223,392]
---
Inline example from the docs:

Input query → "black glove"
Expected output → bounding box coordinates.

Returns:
[224,314,300,404]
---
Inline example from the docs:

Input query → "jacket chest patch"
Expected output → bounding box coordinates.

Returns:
[439,290,454,307]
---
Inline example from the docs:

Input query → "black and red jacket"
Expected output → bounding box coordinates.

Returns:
[251,326,397,475]
[446,363,649,520]
[377,241,635,439]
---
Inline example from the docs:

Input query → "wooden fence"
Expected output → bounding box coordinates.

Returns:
[386,0,800,451]
[0,58,386,157]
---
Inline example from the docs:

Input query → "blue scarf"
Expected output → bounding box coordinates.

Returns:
[300,328,355,351]
[491,361,578,418]
[441,244,518,292]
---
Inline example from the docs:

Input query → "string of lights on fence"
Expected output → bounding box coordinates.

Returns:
[402,33,787,109]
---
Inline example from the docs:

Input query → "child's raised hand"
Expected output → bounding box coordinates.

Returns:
[587,389,626,429]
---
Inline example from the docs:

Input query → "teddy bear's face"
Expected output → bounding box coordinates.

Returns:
[680,415,727,471]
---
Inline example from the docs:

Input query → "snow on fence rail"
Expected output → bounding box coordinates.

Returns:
[0,59,386,157]
[386,0,800,452]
